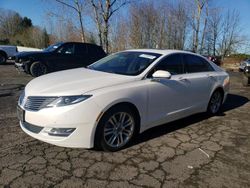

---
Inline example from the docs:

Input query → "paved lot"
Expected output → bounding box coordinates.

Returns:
[0,63,250,188]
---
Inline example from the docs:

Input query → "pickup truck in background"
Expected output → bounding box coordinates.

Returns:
[0,45,18,64]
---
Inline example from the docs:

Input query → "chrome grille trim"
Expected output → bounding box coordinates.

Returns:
[18,90,25,106]
[24,96,58,111]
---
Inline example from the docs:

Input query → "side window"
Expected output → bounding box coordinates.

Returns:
[57,44,75,54]
[151,54,184,75]
[88,45,98,56]
[75,44,87,55]
[184,54,214,73]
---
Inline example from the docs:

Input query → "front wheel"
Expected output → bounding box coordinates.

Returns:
[207,90,223,114]
[95,106,136,152]
[30,61,47,77]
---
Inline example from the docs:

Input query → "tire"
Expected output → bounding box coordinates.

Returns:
[30,61,47,77]
[242,75,250,86]
[207,90,223,115]
[242,67,250,86]
[95,105,137,152]
[0,53,7,64]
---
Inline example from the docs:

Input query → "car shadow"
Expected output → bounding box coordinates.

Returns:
[130,94,249,147]
[0,61,15,65]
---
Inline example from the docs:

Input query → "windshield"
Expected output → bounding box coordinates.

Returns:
[43,42,63,52]
[88,51,161,76]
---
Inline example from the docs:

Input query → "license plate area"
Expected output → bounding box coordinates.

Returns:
[17,106,25,122]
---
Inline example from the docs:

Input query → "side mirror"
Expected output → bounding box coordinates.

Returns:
[152,70,171,79]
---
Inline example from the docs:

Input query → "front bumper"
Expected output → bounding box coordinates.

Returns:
[243,66,250,78]
[15,62,25,72]
[18,99,101,148]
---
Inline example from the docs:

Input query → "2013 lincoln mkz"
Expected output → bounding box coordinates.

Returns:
[17,50,230,151]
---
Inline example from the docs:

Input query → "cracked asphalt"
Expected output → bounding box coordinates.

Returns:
[0,63,250,188]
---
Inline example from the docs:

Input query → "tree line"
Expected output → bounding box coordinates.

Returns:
[0,8,49,48]
[0,0,248,58]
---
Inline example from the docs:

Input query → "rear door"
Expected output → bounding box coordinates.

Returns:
[183,54,216,110]
[85,45,106,66]
[74,43,89,67]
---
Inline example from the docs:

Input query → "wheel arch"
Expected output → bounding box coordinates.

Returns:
[93,101,141,148]
[0,50,8,59]
[212,86,225,100]
[207,86,225,109]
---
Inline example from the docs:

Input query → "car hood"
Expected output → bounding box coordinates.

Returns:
[15,51,48,58]
[25,68,136,96]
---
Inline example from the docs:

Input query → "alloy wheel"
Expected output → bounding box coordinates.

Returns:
[31,62,47,77]
[209,91,222,114]
[103,112,135,149]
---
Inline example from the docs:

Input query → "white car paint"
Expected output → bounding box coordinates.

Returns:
[17,46,42,52]
[18,49,230,148]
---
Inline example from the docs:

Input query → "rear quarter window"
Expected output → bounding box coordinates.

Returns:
[88,45,106,57]
[184,54,214,73]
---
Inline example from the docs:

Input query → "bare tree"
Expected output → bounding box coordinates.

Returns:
[190,0,207,52]
[208,8,221,56]
[90,0,129,53]
[55,0,86,42]
[127,1,188,50]
[90,0,103,46]
[0,9,22,39]
[199,1,208,53]
[128,2,159,49]
[219,10,243,58]
[110,17,129,51]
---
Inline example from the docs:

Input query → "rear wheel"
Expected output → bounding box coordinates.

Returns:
[207,90,223,114]
[30,61,47,77]
[95,106,137,152]
[242,67,250,86]
[0,53,7,64]
[242,75,250,86]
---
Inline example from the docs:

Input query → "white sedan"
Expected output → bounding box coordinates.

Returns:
[17,49,230,151]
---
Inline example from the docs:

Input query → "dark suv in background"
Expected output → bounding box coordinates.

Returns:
[15,42,106,77]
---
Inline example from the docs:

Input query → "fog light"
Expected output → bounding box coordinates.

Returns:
[48,128,75,137]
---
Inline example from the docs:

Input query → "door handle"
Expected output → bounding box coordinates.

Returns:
[208,75,216,81]
[179,77,188,82]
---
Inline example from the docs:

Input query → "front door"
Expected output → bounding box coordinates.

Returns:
[52,43,77,71]
[146,53,191,127]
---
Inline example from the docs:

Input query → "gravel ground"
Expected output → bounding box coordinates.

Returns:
[0,62,250,188]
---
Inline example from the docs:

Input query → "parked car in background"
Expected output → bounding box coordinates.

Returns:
[203,55,222,66]
[17,49,229,151]
[15,42,106,77]
[239,59,250,72]
[0,45,18,64]
[242,66,250,86]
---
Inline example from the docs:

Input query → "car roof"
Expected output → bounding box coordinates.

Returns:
[63,42,100,46]
[125,49,199,56]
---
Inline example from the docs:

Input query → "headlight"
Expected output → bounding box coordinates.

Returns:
[46,95,92,107]
[223,77,230,87]
[18,90,25,106]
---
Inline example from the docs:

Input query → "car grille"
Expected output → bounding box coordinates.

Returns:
[24,96,58,111]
